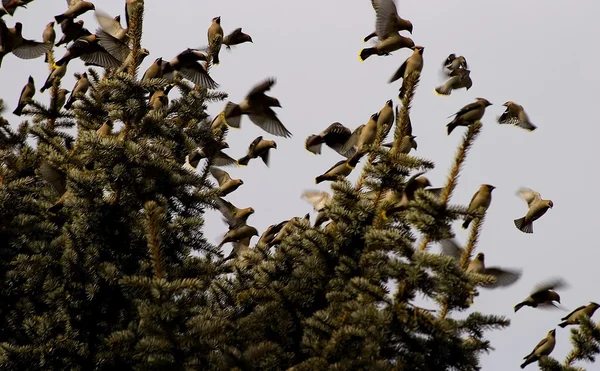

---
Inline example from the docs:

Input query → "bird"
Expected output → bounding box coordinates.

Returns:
[125,0,144,29]
[149,88,169,111]
[185,142,236,169]
[161,49,219,89]
[434,69,472,96]
[64,72,89,109]
[54,88,69,112]
[514,278,567,312]
[40,62,68,93]
[96,120,113,136]
[305,122,355,157]
[514,187,553,234]
[214,197,254,229]
[558,302,600,328]
[39,161,69,213]
[520,329,556,369]
[0,22,53,67]
[209,167,243,196]
[301,190,332,212]
[217,224,258,248]
[142,57,163,81]
[497,101,537,131]
[55,34,122,69]
[42,21,56,63]
[55,19,90,47]
[258,221,288,246]
[2,0,34,16]
[267,214,310,247]
[385,135,417,154]
[94,28,149,73]
[359,33,414,62]
[207,16,223,64]
[376,99,395,138]
[12,75,35,116]
[443,54,468,75]
[462,184,495,229]
[315,156,360,184]
[95,10,128,42]
[55,1,96,24]
[381,171,434,219]
[342,113,380,161]
[237,136,277,166]
[223,27,253,49]
[363,0,413,42]
[223,78,291,137]
[389,46,424,98]
[446,98,492,135]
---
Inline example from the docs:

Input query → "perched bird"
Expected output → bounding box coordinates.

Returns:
[443,53,467,75]
[305,122,355,157]
[53,88,69,112]
[376,99,395,138]
[389,46,424,98]
[217,224,258,248]
[381,171,434,218]
[237,136,277,166]
[40,62,68,92]
[363,0,413,42]
[223,27,253,49]
[42,21,56,63]
[497,101,537,131]
[558,302,600,328]
[462,184,495,229]
[149,88,169,111]
[342,113,380,161]
[96,120,113,136]
[215,197,254,229]
[258,220,288,246]
[55,34,121,69]
[55,19,90,47]
[207,16,223,64]
[315,156,360,184]
[434,69,472,96]
[64,72,89,109]
[209,167,243,196]
[141,57,163,81]
[223,78,291,137]
[185,142,236,169]
[95,10,128,42]
[55,1,95,24]
[161,49,218,89]
[514,278,567,312]
[446,98,492,135]
[0,22,53,67]
[385,134,417,154]
[125,0,144,29]
[267,214,310,247]
[39,161,69,213]
[520,329,556,369]
[514,187,553,234]
[359,33,414,62]
[13,75,35,116]
[2,0,34,16]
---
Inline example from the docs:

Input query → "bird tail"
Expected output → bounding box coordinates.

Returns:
[54,14,66,24]
[48,202,63,214]
[0,52,5,68]
[359,48,376,62]
[520,358,533,369]
[461,218,471,229]
[237,156,251,166]
[514,302,526,312]
[558,321,568,328]
[363,32,377,43]
[64,97,74,110]
[44,52,50,64]
[212,51,220,65]
[305,135,324,155]
[12,104,24,116]
[434,83,452,96]
[315,175,327,184]
[446,122,458,135]
[514,217,533,234]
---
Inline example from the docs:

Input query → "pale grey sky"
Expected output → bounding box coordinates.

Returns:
[3,0,599,369]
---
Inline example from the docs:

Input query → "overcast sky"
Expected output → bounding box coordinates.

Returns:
[3,0,599,369]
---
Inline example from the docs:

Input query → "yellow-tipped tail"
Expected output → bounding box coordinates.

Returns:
[381,210,388,221]
[358,50,365,62]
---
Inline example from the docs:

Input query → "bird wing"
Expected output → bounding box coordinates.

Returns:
[443,54,456,68]
[213,151,237,167]
[373,0,399,40]
[340,124,364,154]
[215,197,238,220]
[517,187,542,207]
[67,0,82,6]
[324,122,353,156]
[404,171,427,192]
[449,101,481,118]
[301,190,331,211]
[179,64,219,89]
[389,58,408,83]
[532,277,567,294]
[209,166,231,185]
[247,136,263,152]
[224,27,243,43]
[80,48,123,69]
[561,305,587,321]
[530,337,548,355]
[95,10,124,38]
[247,78,276,100]
[483,267,522,288]
[12,40,53,59]
[39,162,67,195]
[247,109,292,138]
[322,159,347,175]
[95,28,130,62]
[439,239,464,260]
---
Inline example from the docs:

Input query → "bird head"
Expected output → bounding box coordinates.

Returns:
[476,98,493,107]
[140,48,150,57]
[247,208,255,215]
[114,15,121,23]
[549,329,556,337]
[213,16,221,24]
[249,227,259,237]
[547,200,554,208]
[484,184,496,192]
[386,99,393,107]
[90,3,96,10]
[220,142,230,149]
[372,112,380,121]
[406,21,414,34]
[590,302,600,309]
[415,176,431,188]
[247,35,254,43]
[81,72,87,78]
[476,252,485,261]
[28,75,34,83]
[502,101,513,107]
[550,291,561,303]
[413,45,425,55]
[270,141,278,149]
[303,213,311,221]
[237,179,244,186]
[272,98,282,108]
[48,21,55,27]
[15,22,23,32]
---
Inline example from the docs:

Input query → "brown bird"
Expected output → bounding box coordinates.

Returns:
[13,75,34,116]
[95,10,128,42]
[376,99,395,138]
[2,0,34,16]
[462,184,495,229]
[223,78,291,137]
[55,19,90,47]
[185,145,236,169]
[55,1,95,24]
[141,57,163,81]
[53,88,69,112]
[0,22,53,67]
[40,62,68,92]
[389,46,424,98]
[443,53,468,75]
[207,16,223,65]
[301,190,332,213]
[64,72,89,110]
[125,0,144,29]
[258,220,288,246]
[267,214,310,247]
[223,27,253,49]
[305,122,355,157]
[161,49,218,89]
[149,88,169,111]
[447,98,492,135]
[514,278,567,312]
[42,21,56,63]
[96,120,113,136]
[434,69,472,96]
[514,188,553,234]
[363,0,413,42]
[342,113,380,161]
[558,302,600,328]
[237,136,277,166]
[520,329,556,369]
[497,101,537,131]
[384,134,417,154]
[209,167,243,196]
[315,156,360,184]
[359,33,414,62]
[381,171,433,219]
[94,28,149,73]
[55,34,121,69]
[39,161,70,213]
[218,224,258,248]
[215,197,254,229]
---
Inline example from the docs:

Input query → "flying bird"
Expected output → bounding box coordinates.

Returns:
[209,167,243,196]
[443,53,467,75]
[363,0,413,42]
[342,113,379,161]
[446,98,492,135]
[161,49,219,89]
[0,22,53,67]
[223,27,253,49]
[558,302,600,328]
[514,278,567,312]
[218,224,258,248]
[95,10,128,42]
[462,184,495,229]
[185,142,236,169]
[237,136,277,166]
[55,34,122,69]
[55,19,90,47]
[514,187,553,234]
[520,329,556,369]
[258,220,288,246]
[55,1,96,24]
[215,197,254,229]
[434,69,472,96]
[2,0,34,16]
[497,101,537,131]
[305,122,355,157]
[359,33,414,62]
